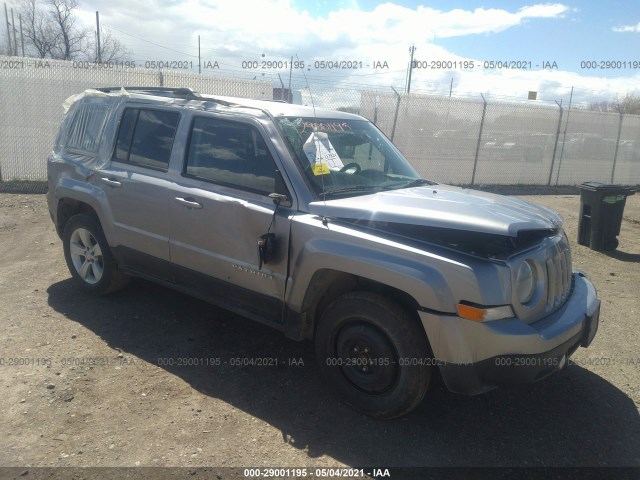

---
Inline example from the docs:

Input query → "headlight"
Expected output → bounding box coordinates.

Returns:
[515,261,536,304]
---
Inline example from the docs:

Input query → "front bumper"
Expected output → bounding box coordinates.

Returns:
[418,272,600,395]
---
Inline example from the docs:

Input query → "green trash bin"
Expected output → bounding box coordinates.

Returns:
[578,182,635,251]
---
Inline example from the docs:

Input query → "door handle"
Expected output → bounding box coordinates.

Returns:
[100,177,122,187]
[174,197,203,209]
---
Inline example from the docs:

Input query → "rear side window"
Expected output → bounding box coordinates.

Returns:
[114,108,180,170]
[66,103,109,153]
[184,117,277,194]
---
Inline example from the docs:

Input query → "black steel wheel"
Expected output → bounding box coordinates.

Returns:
[315,291,431,418]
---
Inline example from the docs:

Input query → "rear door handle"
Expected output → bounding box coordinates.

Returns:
[100,177,122,187]
[174,197,203,209]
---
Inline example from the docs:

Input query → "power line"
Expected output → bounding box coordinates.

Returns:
[104,24,198,58]
[93,25,600,105]
[103,23,410,79]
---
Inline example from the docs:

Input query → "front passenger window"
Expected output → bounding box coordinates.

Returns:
[185,117,277,194]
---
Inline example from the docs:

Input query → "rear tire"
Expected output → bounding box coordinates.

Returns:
[62,214,128,295]
[315,291,431,419]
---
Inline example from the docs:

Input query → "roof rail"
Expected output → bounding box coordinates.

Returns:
[96,87,203,100]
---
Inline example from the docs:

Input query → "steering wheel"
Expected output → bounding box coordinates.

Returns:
[339,162,361,174]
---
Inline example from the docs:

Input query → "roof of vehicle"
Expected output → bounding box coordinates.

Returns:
[204,94,364,120]
[95,86,364,121]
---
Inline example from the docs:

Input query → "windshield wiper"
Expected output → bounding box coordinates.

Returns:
[319,185,387,197]
[396,178,438,189]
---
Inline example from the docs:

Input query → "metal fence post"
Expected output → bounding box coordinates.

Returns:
[471,94,487,185]
[390,86,401,141]
[547,101,564,185]
[610,109,624,183]
[373,94,379,126]
[369,95,379,159]
[158,68,164,87]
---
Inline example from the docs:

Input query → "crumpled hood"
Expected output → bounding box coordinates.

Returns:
[309,184,562,237]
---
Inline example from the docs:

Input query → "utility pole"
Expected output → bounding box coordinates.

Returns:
[406,45,416,94]
[4,3,12,55]
[19,14,24,56]
[11,7,17,56]
[95,11,101,63]
[198,35,201,74]
[449,77,453,97]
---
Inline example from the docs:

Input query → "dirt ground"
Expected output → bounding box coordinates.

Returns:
[0,192,639,474]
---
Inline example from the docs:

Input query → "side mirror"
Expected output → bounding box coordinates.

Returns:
[271,170,292,207]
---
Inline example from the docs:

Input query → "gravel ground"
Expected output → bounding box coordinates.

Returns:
[0,192,639,475]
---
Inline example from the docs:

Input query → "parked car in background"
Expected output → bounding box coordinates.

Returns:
[482,132,549,162]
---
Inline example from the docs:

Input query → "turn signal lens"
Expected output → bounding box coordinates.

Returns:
[457,303,514,322]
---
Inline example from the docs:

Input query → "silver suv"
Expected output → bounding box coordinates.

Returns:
[47,87,601,418]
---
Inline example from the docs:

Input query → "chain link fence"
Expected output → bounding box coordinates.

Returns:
[1,54,639,188]
[359,91,640,187]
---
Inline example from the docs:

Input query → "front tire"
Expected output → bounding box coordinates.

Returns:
[62,213,127,295]
[315,292,431,419]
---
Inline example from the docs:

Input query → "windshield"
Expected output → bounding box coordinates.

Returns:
[276,117,432,197]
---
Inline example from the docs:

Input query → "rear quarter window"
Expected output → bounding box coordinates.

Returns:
[66,103,109,154]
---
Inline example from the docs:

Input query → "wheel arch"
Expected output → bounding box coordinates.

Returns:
[56,197,100,238]
[297,269,429,349]
[52,178,112,240]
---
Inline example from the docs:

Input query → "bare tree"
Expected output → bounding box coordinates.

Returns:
[89,26,130,62]
[589,94,640,115]
[587,100,614,113]
[620,94,640,115]
[47,0,89,59]
[19,0,59,58]
[0,36,10,55]
[18,0,132,61]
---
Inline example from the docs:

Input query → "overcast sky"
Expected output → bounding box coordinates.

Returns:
[13,0,640,105]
